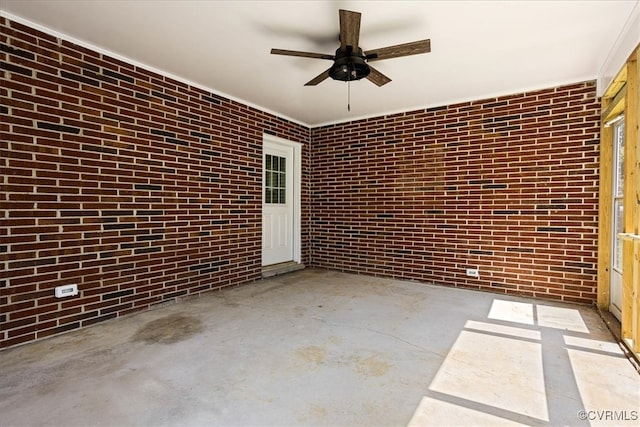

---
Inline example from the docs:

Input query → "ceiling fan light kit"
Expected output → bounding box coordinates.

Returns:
[329,48,370,82]
[271,9,431,88]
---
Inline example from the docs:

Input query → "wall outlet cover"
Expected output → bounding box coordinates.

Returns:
[466,268,480,278]
[55,284,78,298]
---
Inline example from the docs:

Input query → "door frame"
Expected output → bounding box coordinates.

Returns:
[262,133,302,265]
[597,45,640,358]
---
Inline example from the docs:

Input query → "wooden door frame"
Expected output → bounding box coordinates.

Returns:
[597,44,640,357]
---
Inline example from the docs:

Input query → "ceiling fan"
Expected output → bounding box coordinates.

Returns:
[270,9,431,87]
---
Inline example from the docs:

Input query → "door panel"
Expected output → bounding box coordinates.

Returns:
[262,143,294,266]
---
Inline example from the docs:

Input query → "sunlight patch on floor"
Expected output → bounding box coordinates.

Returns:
[537,305,589,333]
[428,328,549,422]
[407,396,526,427]
[567,344,640,424]
[464,320,541,340]
[563,336,622,354]
[488,299,590,333]
[488,300,534,325]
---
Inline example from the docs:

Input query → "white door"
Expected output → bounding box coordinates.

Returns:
[262,137,298,266]
[610,117,625,320]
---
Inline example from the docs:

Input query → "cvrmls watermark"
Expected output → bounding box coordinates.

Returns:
[577,410,638,422]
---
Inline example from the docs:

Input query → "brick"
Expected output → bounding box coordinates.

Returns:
[311,81,598,305]
[0,17,310,349]
[1,17,597,350]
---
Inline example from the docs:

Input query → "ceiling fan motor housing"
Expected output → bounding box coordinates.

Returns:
[271,9,431,86]
[329,47,370,82]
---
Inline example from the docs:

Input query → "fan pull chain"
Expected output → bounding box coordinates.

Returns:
[348,79,351,112]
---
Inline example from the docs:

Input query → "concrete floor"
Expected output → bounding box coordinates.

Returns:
[1,269,638,426]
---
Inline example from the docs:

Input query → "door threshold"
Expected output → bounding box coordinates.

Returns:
[262,261,305,278]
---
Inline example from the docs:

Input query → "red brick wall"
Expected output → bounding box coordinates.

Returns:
[1,16,602,350]
[0,18,310,348]
[310,81,600,304]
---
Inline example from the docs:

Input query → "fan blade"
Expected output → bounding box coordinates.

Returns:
[305,68,331,86]
[366,66,392,87]
[271,49,334,60]
[339,9,361,52]
[365,39,431,61]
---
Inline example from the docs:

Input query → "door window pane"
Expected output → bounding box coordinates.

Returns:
[613,199,624,271]
[614,121,625,196]
[265,154,286,204]
[612,117,625,271]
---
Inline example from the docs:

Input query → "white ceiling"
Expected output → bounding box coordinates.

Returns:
[2,0,638,127]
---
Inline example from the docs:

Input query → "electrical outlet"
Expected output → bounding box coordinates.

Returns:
[466,268,479,278]
[55,284,78,298]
